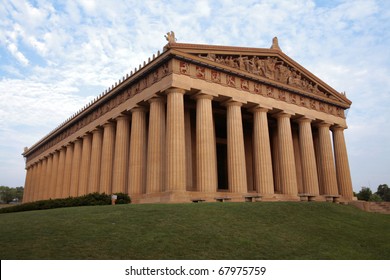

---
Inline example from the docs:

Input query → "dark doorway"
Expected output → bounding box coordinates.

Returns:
[217,142,228,190]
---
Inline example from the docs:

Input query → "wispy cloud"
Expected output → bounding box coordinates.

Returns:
[0,0,389,191]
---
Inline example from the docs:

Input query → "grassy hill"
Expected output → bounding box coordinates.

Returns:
[0,202,389,259]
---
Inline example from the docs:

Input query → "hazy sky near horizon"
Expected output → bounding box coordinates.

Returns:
[0,0,389,192]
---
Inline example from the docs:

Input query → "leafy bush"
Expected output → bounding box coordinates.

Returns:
[0,193,114,214]
[113,193,131,204]
[357,187,372,201]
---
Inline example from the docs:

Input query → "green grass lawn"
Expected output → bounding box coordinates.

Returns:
[0,202,389,259]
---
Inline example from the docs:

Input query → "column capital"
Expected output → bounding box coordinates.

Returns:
[65,142,73,148]
[91,127,103,134]
[73,137,81,143]
[249,104,272,113]
[223,100,242,107]
[130,106,146,113]
[317,121,333,128]
[297,116,315,124]
[148,96,165,104]
[102,121,115,128]
[115,113,130,121]
[273,110,295,119]
[331,124,347,131]
[165,87,186,95]
[192,92,214,101]
[81,132,92,138]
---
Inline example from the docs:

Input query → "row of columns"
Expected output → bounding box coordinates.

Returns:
[23,87,353,202]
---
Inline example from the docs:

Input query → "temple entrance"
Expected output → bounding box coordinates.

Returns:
[216,142,228,190]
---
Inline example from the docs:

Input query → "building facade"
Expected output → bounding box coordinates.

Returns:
[22,33,354,203]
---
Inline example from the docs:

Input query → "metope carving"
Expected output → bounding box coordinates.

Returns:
[196,66,205,79]
[180,62,190,75]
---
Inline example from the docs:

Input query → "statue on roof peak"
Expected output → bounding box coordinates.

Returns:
[165,31,177,44]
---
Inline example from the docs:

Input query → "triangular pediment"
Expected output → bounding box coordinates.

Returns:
[165,42,351,108]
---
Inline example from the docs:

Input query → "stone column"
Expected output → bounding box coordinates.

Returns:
[62,143,74,198]
[55,148,66,198]
[271,128,281,194]
[78,133,92,196]
[165,88,186,191]
[30,162,39,201]
[128,107,147,195]
[226,101,247,193]
[100,122,116,194]
[34,162,42,201]
[31,161,40,201]
[32,161,40,201]
[184,109,194,190]
[112,114,130,194]
[298,117,320,196]
[332,126,353,199]
[29,163,37,202]
[38,158,47,201]
[252,106,274,195]
[49,151,59,199]
[275,112,298,196]
[292,128,303,193]
[23,166,32,203]
[43,154,53,200]
[70,139,82,197]
[195,94,218,193]
[146,97,166,193]
[317,122,338,195]
[88,128,103,194]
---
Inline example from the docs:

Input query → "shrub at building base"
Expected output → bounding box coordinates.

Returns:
[0,193,131,214]
[113,193,131,204]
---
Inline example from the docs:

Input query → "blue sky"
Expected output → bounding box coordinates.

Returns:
[0,0,389,192]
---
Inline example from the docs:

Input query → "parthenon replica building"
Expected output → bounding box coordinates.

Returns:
[22,33,354,203]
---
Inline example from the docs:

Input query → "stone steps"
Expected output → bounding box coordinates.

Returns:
[350,201,390,214]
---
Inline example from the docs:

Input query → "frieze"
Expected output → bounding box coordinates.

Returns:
[173,59,345,119]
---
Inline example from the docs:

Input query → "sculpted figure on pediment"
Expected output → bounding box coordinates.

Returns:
[276,63,291,84]
[238,55,248,70]
[288,70,303,88]
[264,57,278,80]
[255,58,266,77]
[224,56,236,68]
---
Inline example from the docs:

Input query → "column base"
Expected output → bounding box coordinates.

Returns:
[131,191,302,203]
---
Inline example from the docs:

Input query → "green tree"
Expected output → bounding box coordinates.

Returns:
[0,186,24,204]
[375,184,390,202]
[356,187,372,201]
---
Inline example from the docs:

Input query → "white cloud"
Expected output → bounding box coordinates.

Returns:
[6,41,29,66]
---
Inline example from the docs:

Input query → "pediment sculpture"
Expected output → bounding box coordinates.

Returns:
[199,53,336,100]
